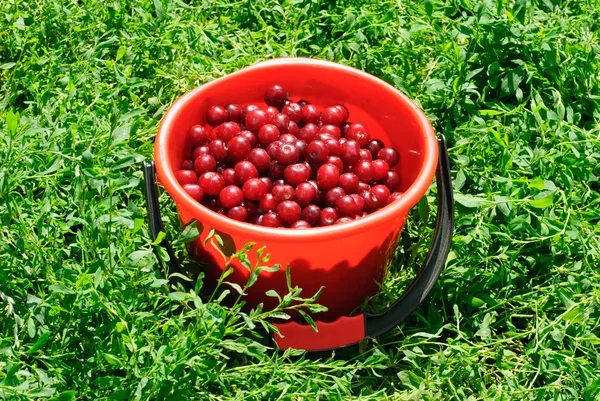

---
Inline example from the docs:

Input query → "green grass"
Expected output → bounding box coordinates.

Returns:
[1,0,600,399]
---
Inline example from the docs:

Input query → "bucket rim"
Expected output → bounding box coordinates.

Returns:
[155,57,438,241]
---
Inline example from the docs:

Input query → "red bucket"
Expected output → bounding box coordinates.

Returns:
[147,58,453,352]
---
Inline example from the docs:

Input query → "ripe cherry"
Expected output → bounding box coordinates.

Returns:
[216,121,241,142]
[275,143,300,165]
[227,136,252,162]
[340,140,360,166]
[181,159,194,170]
[264,84,288,108]
[301,204,321,226]
[372,159,389,181]
[336,195,362,216]
[259,177,273,193]
[206,106,229,127]
[242,178,267,201]
[261,211,282,227]
[227,206,248,221]
[245,109,270,132]
[301,104,320,124]
[360,190,381,213]
[194,154,217,175]
[339,173,359,194]
[272,184,294,202]
[297,123,319,142]
[287,121,299,135]
[279,134,296,144]
[282,102,302,122]
[234,160,258,184]
[192,145,210,160]
[277,200,301,224]
[377,148,400,168]
[258,124,280,145]
[247,148,271,172]
[225,104,242,122]
[241,104,260,120]
[317,163,339,190]
[359,148,373,161]
[272,113,290,134]
[357,181,371,193]
[335,217,353,225]
[319,207,339,226]
[183,184,204,203]
[346,123,370,146]
[387,192,403,205]
[381,170,401,191]
[269,161,286,180]
[306,140,329,165]
[239,130,258,147]
[350,194,365,212]
[319,124,341,139]
[294,182,317,206]
[366,139,385,159]
[208,139,227,162]
[189,125,209,147]
[325,187,346,207]
[199,172,225,196]
[222,168,236,186]
[371,185,391,205]
[324,138,341,157]
[291,220,311,229]
[260,193,279,212]
[219,185,244,208]
[284,163,310,186]
[265,106,279,119]
[354,160,375,183]
[296,140,307,160]
[326,156,344,172]
[321,106,344,126]
[335,104,349,122]
[266,140,282,158]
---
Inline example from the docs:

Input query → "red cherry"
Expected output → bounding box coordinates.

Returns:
[319,124,341,139]
[288,121,299,135]
[387,192,404,205]
[202,196,221,211]
[279,134,296,144]
[359,148,373,161]
[360,190,381,213]
[340,140,361,166]
[219,185,244,208]
[183,184,204,203]
[357,181,371,193]
[189,125,209,147]
[227,206,248,221]
[181,159,194,170]
[306,140,329,165]
[350,194,365,212]
[258,124,280,145]
[291,220,311,229]
[321,106,344,126]
[296,140,307,160]
[208,139,228,162]
[284,163,310,186]
[260,193,279,212]
[248,148,271,172]
[242,178,267,201]
[301,204,321,226]
[272,113,290,134]
[199,172,225,196]
[241,200,258,218]
[277,200,301,224]
[371,185,391,205]
[336,195,361,216]
[282,102,302,122]
[334,104,349,122]
[241,104,260,120]
[261,211,282,227]
[264,85,288,108]
[216,121,241,142]
[319,207,339,226]
[222,168,236,186]
[259,177,273,193]
[248,214,264,225]
[245,109,270,132]
[266,141,282,158]
[316,163,340,190]
[372,159,389,181]
[225,104,242,122]
[239,130,258,147]
[325,187,346,207]
[294,182,317,206]
[301,104,320,124]
[206,106,229,127]
[354,160,375,183]
[346,123,371,146]
[234,160,258,184]
[194,154,217,174]
[341,122,352,137]
[366,139,385,159]
[275,143,300,165]
[335,217,353,225]
[227,136,252,162]
[297,123,319,142]
[192,146,210,160]
[381,170,401,191]
[265,106,279,119]
[272,184,294,202]
[269,161,286,180]
[339,173,359,194]
[297,99,310,107]
[324,138,341,157]
[377,148,400,168]
[326,156,344,172]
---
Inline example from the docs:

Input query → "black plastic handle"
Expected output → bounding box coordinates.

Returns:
[363,135,454,337]
[141,135,453,353]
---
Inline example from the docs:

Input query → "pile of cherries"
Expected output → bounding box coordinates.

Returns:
[174,85,403,228]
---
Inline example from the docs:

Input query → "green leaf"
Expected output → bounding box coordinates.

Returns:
[454,193,490,208]
[27,332,51,353]
[298,310,318,332]
[179,221,201,243]
[49,284,75,295]
[116,46,126,61]
[0,62,16,69]
[154,0,165,19]
[528,191,554,209]
[528,177,545,190]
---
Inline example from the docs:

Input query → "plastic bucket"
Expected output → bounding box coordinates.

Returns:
[150,58,453,352]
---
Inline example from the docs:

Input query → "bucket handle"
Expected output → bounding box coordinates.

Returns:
[142,135,453,353]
